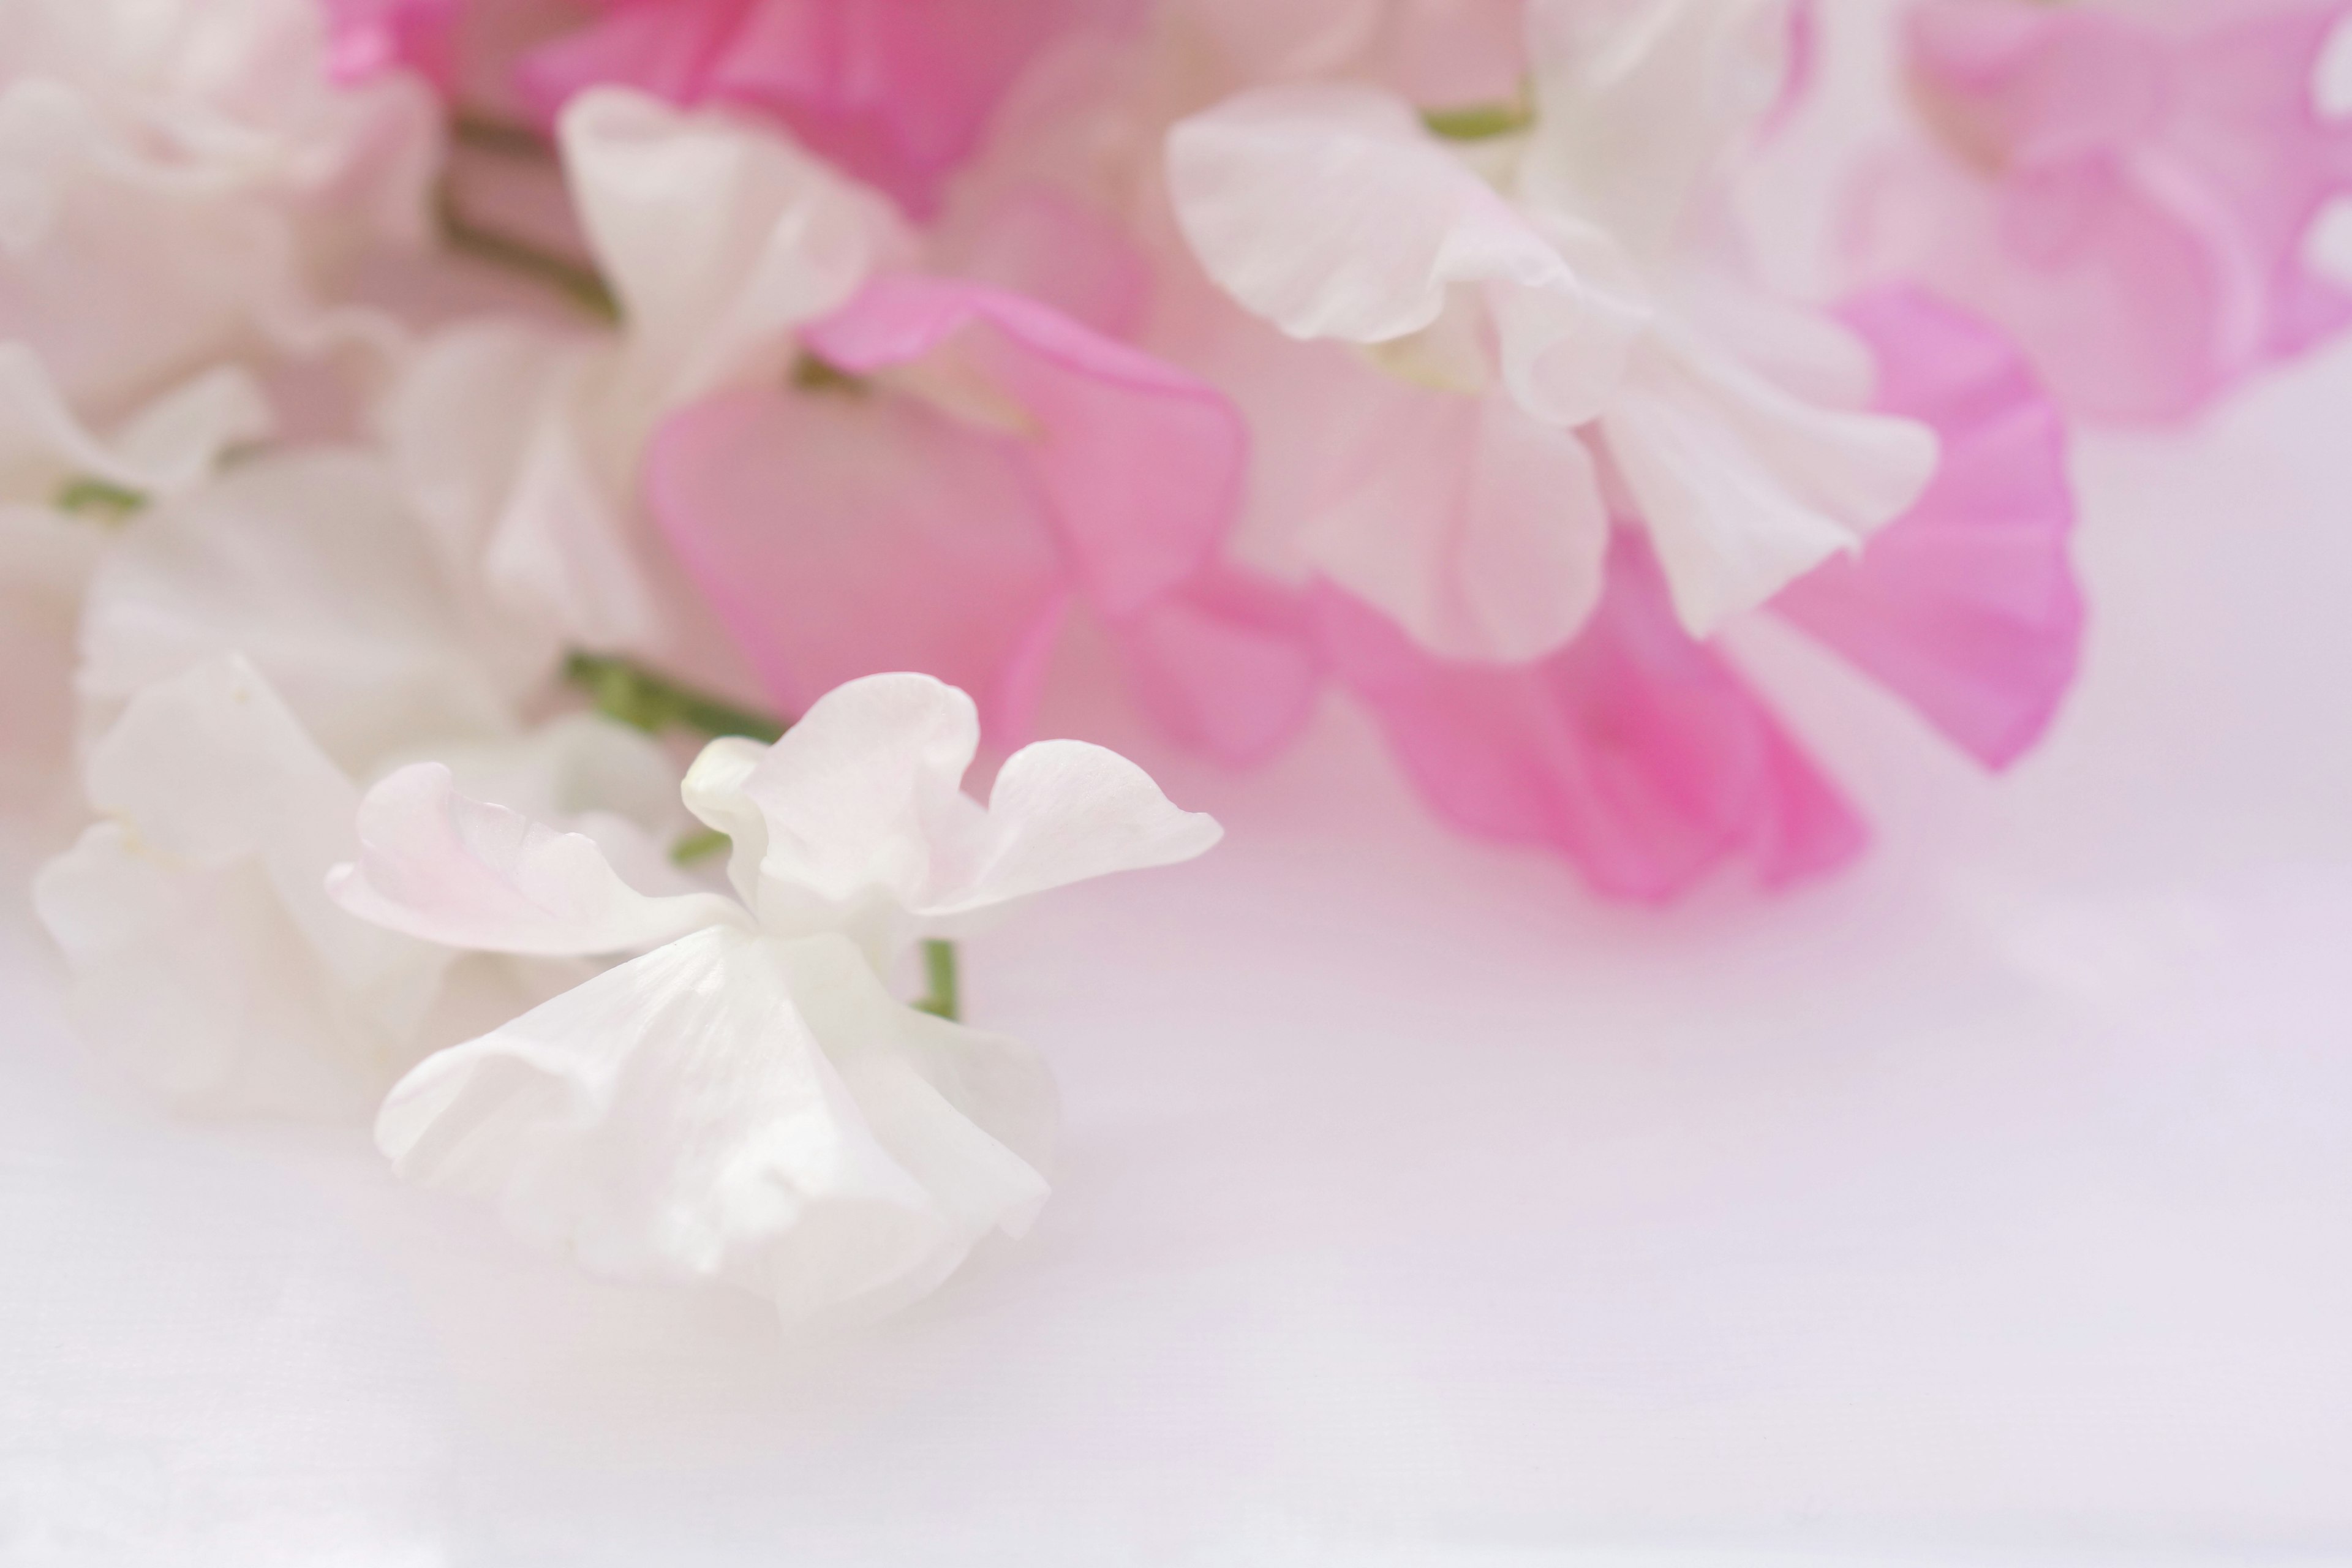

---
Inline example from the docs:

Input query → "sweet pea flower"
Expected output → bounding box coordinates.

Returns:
[1166,0,1940,658]
[0,0,437,418]
[1319,288,2081,901]
[511,0,1137,217]
[327,671,1222,1321]
[1847,0,2352,424]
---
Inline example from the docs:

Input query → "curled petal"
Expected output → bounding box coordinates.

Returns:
[1321,532,1865,902]
[1604,325,1940,636]
[0,346,270,505]
[377,925,1054,1322]
[1773,289,2082,769]
[330,763,749,957]
[1167,83,1646,426]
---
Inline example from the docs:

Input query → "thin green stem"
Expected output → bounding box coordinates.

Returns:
[1420,99,1534,141]
[54,476,146,521]
[790,353,872,396]
[913,940,961,1022]
[565,651,790,743]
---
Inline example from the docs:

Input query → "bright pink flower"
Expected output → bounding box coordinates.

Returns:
[647,271,1316,753]
[321,0,461,89]
[516,0,1128,216]
[1313,288,2079,900]
[1850,0,2352,423]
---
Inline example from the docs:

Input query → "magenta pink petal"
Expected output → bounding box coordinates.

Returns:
[647,383,1072,742]
[321,0,461,88]
[1773,288,2083,771]
[1319,533,1867,904]
[804,275,1246,619]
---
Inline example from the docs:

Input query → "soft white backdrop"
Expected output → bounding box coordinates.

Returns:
[8,12,2352,1564]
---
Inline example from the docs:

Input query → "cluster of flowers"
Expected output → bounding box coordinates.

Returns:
[4,0,2344,1321]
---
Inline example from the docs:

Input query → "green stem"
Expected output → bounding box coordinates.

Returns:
[437,185,620,323]
[565,652,790,742]
[913,940,960,1022]
[1420,99,1534,141]
[53,476,146,521]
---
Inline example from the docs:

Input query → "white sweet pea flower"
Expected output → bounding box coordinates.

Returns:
[379,87,904,657]
[0,0,436,417]
[328,672,1223,1322]
[1166,0,1939,649]
[32,655,700,1118]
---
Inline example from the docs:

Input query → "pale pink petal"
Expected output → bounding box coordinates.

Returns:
[1854,0,2352,423]
[803,274,1245,617]
[646,372,1072,742]
[519,0,1119,216]
[1110,568,1325,767]
[1319,530,1866,903]
[1773,289,2083,770]
[322,0,461,89]
[328,762,750,957]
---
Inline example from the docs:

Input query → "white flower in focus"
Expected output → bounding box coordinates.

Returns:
[0,0,438,416]
[378,87,903,657]
[329,672,1223,1321]
[1165,0,1939,650]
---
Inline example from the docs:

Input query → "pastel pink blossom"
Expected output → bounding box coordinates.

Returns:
[1849,0,2352,423]
[1310,288,2079,901]
[516,0,1130,216]
[647,271,1316,754]
[1774,288,2082,770]
[321,0,461,89]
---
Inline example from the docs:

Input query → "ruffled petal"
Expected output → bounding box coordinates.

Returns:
[1167,83,1647,426]
[1772,289,2082,769]
[75,448,515,776]
[376,925,1054,1322]
[32,656,445,1115]
[328,762,750,957]
[1319,531,1865,902]
[1603,323,1940,636]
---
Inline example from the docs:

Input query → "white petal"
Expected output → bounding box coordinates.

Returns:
[1604,327,1940,636]
[76,447,516,775]
[377,926,1053,1322]
[1519,0,1795,263]
[32,655,445,1115]
[1167,83,1646,425]
[0,344,270,504]
[328,761,748,957]
[560,87,907,407]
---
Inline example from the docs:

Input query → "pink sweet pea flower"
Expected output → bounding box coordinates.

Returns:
[647,265,1319,758]
[1315,289,2081,901]
[1849,0,2352,424]
[514,0,1136,216]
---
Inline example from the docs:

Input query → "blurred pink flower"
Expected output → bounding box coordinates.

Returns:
[646,258,1316,755]
[514,0,1133,215]
[322,0,462,89]
[1316,290,2080,901]
[1849,0,2352,424]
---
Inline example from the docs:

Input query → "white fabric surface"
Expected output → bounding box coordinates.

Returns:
[6,335,2352,1563]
